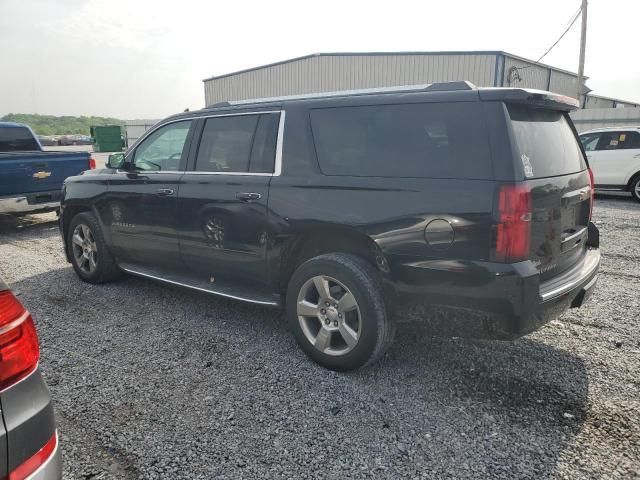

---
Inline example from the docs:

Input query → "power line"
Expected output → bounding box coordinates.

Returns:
[536,5,582,63]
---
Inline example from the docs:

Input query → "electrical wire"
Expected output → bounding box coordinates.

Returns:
[535,5,582,63]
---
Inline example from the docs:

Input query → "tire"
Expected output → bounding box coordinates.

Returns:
[630,175,640,203]
[67,212,121,283]
[286,253,395,371]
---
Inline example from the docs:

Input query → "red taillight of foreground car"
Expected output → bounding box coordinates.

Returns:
[89,156,97,170]
[495,184,532,262]
[588,167,595,220]
[0,291,40,391]
[8,432,57,480]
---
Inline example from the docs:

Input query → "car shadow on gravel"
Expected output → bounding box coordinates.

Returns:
[16,266,589,479]
[0,212,58,235]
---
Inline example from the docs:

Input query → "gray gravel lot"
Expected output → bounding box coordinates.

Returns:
[0,195,638,479]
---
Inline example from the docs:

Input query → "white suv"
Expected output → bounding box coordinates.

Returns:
[579,127,640,202]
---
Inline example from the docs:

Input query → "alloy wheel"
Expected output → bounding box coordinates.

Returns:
[296,275,361,356]
[71,224,98,274]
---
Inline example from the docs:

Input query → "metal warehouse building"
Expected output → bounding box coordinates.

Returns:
[203,51,639,109]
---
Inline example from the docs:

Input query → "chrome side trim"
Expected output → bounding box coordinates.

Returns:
[274,110,286,176]
[124,110,285,177]
[539,249,600,302]
[121,267,279,306]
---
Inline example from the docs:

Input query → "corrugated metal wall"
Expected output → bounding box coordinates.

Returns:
[204,52,635,109]
[570,108,640,132]
[501,56,549,91]
[204,54,497,105]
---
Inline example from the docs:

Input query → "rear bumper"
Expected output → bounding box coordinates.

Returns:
[0,368,59,478]
[0,192,61,215]
[388,247,600,339]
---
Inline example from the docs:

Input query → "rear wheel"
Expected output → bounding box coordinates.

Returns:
[68,212,120,283]
[286,253,394,371]
[630,175,640,203]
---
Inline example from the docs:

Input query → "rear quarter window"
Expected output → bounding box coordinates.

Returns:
[0,127,40,152]
[507,105,586,179]
[310,102,493,179]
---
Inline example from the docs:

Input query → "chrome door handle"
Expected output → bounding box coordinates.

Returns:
[156,188,174,196]
[236,192,262,202]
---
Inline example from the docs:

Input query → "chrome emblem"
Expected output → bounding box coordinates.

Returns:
[32,171,52,179]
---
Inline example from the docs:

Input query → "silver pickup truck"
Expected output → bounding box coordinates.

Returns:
[0,122,94,215]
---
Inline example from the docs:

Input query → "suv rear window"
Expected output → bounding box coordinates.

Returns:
[507,105,586,179]
[0,127,40,152]
[310,102,492,179]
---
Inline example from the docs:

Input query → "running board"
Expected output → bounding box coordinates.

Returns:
[119,263,281,307]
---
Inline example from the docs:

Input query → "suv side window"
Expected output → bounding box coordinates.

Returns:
[580,133,601,152]
[195,114,279,174]
[133,120,192,171]
[595,131,640,151]
[310,102,492,179]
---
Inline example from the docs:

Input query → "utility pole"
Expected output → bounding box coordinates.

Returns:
[577,0,588,107]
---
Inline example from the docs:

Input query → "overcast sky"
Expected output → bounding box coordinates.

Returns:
[1,0,638,119]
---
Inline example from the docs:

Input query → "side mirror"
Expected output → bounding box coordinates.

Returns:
[107,153,126,169]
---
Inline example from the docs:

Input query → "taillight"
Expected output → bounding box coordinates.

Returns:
[89,156,97,170]
[0,291,40,390]
[495,184,532,262]
[588,167,595,220]
[8,432,57,480]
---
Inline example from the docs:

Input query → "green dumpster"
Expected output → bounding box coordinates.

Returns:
[90,125,124,152]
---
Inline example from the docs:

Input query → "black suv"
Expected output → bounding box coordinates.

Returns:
[59,82,600,371]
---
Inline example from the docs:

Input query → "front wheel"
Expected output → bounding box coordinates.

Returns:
[68,212,121,283]
[630,176,640,203]
[286,253,395,371]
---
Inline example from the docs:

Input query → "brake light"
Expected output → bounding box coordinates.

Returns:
[495,184,532,262]
[0,291,39,390]
[89,156,96,170]
[8,432,57,480]
[588,167,595,220]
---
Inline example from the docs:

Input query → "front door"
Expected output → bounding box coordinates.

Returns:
[177,112,280,290]
[104,119,194,271]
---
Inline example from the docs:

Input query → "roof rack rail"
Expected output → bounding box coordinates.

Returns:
[208,101,231,108]
[206,80,478,107]
[424,81,477,92]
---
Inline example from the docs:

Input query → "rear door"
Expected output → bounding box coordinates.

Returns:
[177,111,280,290]
[507,104,591,280]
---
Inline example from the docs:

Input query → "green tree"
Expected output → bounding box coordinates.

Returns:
[1,113,125,135]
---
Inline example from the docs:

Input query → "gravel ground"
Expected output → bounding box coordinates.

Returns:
[0,195,638,479]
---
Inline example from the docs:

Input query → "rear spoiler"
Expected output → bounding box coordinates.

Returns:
[478,88,579,111]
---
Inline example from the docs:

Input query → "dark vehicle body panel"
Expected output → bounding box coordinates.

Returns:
[59,85,599,340]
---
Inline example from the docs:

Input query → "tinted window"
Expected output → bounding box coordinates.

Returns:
[310,102,492,179]
[249,114,279,173]
[580,133,601,152]
[595,131,640,150]
[508,105,586,178]
[133,121,192,171]
[0,127,40,152]
[196,115,259,173]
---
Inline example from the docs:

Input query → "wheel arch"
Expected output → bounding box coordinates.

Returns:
[626,170,640,191]
[61,205,96,262]
[276,224,391,294]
